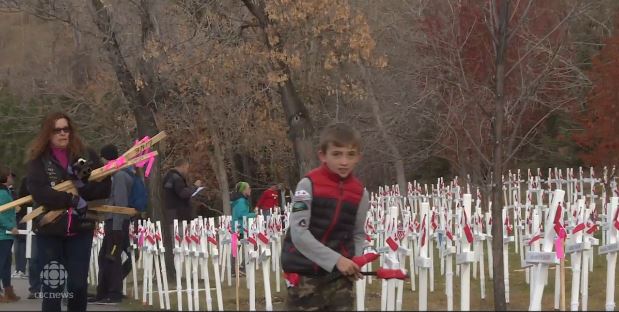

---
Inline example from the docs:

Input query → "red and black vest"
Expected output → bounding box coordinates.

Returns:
[281,165,364,275]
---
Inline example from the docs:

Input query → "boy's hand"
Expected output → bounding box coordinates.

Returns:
[10,227,18,235]
[336,256,362,280]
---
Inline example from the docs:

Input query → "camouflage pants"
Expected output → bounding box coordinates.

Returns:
[285,274,353,311]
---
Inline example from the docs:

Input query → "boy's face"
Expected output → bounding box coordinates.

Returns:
[318,143,361,178]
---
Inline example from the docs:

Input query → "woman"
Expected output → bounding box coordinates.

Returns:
[0,165,19,303]
[231,181,255,275]
[26,112,111,312]
[231,181,255,234]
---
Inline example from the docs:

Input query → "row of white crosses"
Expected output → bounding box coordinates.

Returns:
[360,180,486,311]
[359,165,618,311]
[91,208,286,311]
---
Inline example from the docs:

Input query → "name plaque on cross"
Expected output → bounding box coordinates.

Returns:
[526,251,559,264]
[599,243,619,255]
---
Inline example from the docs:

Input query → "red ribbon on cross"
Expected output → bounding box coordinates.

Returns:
[586,222,598,234]
[184,229,192,244]
[258,232,269,245]
[463,209,474,244]
[446,230,454,241]
[572,223,586,234]
[207,236,218,246]
[528,234,542,246]
[191,235,200,244]
[504,216,513,236]
[397,226,405,241]
[386,235,399,252]
[146,233,156,245]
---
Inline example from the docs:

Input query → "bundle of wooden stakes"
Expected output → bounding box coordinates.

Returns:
[0,131,167,221]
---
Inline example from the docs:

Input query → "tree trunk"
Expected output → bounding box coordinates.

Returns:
[362,65,407,196]
[241,0,317,176]
[90,0,168,270]
[203,103,232,216]
[491,0,509,310]
[279,72,317,175]
[224,142,239,184]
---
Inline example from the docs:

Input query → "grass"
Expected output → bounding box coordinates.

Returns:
[104,242,618,311]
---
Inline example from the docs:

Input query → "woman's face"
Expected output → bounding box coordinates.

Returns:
[50,118,71,148]
[243,186,251,197]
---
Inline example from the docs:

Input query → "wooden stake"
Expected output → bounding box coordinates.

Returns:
[236,254,240,311]
[560,238,566,311]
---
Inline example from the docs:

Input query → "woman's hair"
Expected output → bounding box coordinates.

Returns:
[235,181,250,193]
[0,164,8,184]
[26,112,86,161]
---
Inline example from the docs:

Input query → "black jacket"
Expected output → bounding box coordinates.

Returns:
[162,169,196,221]
[27,147,111,235]
[281,165,364,276]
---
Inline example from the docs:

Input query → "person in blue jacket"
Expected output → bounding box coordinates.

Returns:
[231,181,255,234]
[0,165,20,303]
[230,181,255,276]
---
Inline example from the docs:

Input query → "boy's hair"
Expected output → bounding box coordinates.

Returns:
[319,122,362,153]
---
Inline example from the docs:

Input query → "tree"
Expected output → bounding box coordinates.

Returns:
[574,11,619,166]
[415,0,590,308]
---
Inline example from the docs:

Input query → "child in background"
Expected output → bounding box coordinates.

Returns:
[0,165,20,303]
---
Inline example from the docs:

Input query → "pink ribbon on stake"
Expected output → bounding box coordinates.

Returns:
[553,202,567,259]
[231,233,238,258]
[104,155,127,171]
[132,136,156,178]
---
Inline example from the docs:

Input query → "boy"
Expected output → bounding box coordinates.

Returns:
[281,122,370,311]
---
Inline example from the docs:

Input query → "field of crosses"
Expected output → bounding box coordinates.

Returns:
[84,166,619,311]
[3,133,618,311]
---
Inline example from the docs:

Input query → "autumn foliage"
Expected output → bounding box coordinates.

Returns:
[574,15,619,166]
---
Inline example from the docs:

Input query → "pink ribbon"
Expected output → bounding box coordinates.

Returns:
[66,207,74,236]
[104,156,127,171]
[420,215,427,247]
[231,233,238,258]
[554,203,566,259]
[132,136,156,177]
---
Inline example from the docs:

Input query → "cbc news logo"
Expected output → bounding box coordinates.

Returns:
[40,261,67,289]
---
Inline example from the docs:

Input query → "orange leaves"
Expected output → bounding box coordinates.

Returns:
[267,70,289,85]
